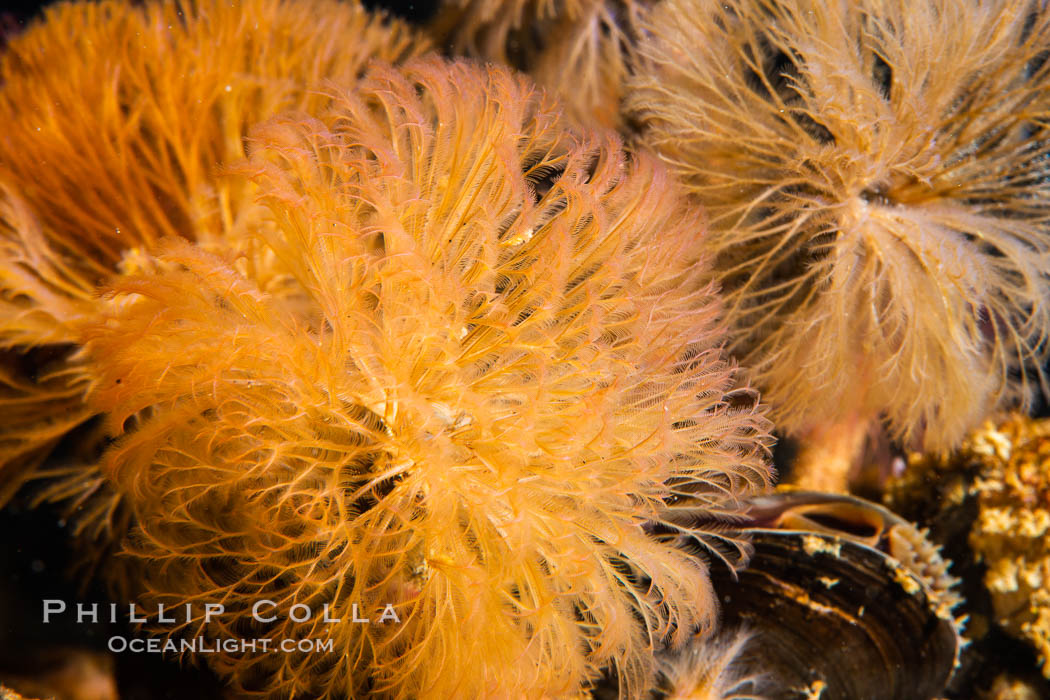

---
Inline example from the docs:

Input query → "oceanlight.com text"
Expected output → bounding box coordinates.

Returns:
[108,636,335,655]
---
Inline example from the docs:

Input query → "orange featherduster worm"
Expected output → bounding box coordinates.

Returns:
[629,0,1050,490]
[432,0,647,127]
[0,0,427,505]
[72,58,772,698]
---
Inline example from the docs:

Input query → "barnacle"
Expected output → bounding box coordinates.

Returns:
[628,0,1050,489]
[713,491,964,697]
[432,0,647,127]
[0,0,427,510]
[17,53,775,697]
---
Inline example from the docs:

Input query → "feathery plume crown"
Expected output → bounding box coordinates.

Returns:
[629,0,1050,450]
[49,56,770,697]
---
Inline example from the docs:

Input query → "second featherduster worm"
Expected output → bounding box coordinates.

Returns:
[0,0,428,505]
[36,57,773,697]
[629,0,1050,488]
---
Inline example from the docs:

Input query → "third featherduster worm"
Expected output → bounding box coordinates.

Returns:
[630,0,1050,484]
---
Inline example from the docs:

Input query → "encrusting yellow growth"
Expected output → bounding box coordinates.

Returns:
[966,416,1050,679]
[0,0,427,507]
[628,0,1050,488]
[1,40,774,698]
[432,0,647,127]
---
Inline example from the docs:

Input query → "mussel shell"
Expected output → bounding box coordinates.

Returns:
[707,491,960,700]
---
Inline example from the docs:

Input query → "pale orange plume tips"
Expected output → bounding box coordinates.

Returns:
[629,0,1050,452]
[75,58,773,697]
[659,628,764,699]
[432,0,648,127]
